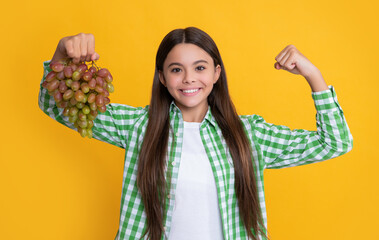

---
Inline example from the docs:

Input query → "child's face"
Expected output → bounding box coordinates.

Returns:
[159,43,221,118]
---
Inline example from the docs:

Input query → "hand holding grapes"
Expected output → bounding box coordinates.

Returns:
[43,33,115,138]
[52,33,100,64]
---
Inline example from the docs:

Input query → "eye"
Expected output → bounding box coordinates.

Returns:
[196,66,205,71]
[171,68,181,73]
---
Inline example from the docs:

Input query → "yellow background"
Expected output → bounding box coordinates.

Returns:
[1,0,377,239]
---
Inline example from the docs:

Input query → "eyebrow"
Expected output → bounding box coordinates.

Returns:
[167,60,209,68]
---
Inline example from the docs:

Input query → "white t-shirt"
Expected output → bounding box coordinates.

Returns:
[168,121,224,240]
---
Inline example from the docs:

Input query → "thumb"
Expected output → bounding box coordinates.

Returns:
[274,62,281,70]
[91,52,100,61]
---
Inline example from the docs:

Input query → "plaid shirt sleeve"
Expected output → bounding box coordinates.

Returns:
[38,60,147,149]
[249,85,353,169]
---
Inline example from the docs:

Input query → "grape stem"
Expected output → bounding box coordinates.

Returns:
[91,61,101,70]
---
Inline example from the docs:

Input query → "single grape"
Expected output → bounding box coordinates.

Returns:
[42,81,48,88]
[87,113,95,121]
[88,78,96,89]
[95,95,104,107]
[72,71,81,81]
[61,100,69,108]
[96,76,104,87]
[106,83,114,93]
[104,97,110,105]
[82,105,90,115]
[65,79,73,87]
[78,111,87,121]
[87,93,96,103]
[77,63,88,74]
[101,89,109,98]
[98,105,106,113]
[63,107,70,116]
[87,128,93,138]
[76,102,85,109]
[50,62,64,72]
[77,127,87,137]
[97,68,109,78]
[69,97,78,106]
[63,89,74,101]
[54,91,63,103]
[47,79,60,91]
[78,119,88,128]
[87,120,94,129]
[82,72,92,81]
[90,109,98,118]
[95,85,104,93]
[69,63,77,71]
[64,66,73,78]
[45,71,57,82]
[74,90,85,102]
[81,83,90,93]
[104,73,113,83]
[82,94,88,103]
[71,81,80,91]
[58,81,68,93]
[69,106,79,116]
[89,66,97,74]
[56,71,65,80]
[89,102,97,111]
[69,115,78,123]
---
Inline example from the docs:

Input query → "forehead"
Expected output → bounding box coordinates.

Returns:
[164,43,213,67]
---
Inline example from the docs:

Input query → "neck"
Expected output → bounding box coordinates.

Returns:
[175,101,208,123]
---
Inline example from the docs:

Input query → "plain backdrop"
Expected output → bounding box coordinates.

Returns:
[1,0,377,239]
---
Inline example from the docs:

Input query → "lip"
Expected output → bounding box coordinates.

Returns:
[179,88,201,96]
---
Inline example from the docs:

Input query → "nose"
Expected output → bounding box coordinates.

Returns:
[183,70,196,84]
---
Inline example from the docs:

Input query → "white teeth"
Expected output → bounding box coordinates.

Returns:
[182,89,199,93]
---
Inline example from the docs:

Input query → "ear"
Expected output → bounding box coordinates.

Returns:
[158,70,166,87]
[213,64,221,84]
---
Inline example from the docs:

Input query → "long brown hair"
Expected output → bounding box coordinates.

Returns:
[137,27,270,240]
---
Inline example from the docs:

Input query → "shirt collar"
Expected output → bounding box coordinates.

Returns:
[169,101,217,129]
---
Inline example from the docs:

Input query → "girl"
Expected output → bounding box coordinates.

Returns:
[39,27,353,240]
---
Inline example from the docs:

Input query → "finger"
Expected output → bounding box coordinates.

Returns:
[275,45,291,62]
[65,40,75,60]
[287,60,296,70]
[73,39,81,64]
[91,52,100,61]
[80,38,87,63]
[274,62,281,70]
[87,36,95,62]
[279,52,291,67]
[283,53,297,70]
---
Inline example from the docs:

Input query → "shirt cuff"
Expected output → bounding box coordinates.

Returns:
[311,85,344,113]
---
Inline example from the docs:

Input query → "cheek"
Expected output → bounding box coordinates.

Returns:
[165,80,179,95]
[165,76,181,88]
[202,73,216,86]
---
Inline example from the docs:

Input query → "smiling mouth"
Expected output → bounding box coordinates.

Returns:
[180,88,200,93]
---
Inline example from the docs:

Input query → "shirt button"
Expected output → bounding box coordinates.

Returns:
[172,161,176,166]
[175,132,179,137]
[164,226,167,231]
[167,194,171,199]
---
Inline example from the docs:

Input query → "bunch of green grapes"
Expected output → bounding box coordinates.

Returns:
[42,59,114,138]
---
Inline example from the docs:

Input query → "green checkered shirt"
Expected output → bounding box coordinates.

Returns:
[39,60,353,240]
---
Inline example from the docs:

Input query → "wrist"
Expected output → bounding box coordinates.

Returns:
[304,70,328,92]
